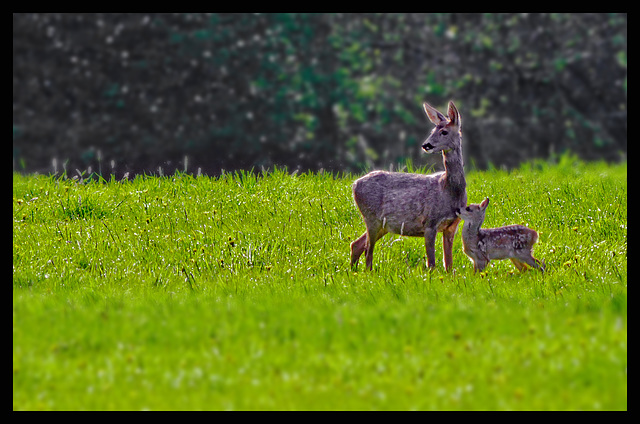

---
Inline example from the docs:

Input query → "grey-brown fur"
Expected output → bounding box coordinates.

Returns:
[456,198,545,272]
[350,101,467,271]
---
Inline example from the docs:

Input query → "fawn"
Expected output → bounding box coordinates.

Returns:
[456,198,545,272]
[351,101,467,271]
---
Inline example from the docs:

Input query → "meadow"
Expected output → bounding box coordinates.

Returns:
[13,156,627,410]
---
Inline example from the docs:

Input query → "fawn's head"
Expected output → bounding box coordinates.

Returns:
[456,197,489,222]
[421,101,462,154]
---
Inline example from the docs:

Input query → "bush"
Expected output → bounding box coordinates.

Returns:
[13,13,627,176]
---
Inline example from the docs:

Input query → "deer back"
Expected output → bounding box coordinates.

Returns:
[480,225,538,260]
[353,170,463,237]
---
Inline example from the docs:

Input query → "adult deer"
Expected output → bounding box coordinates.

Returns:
[350,101,467,271]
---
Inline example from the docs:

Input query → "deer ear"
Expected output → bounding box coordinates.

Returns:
[481,198,490,209]
[447,101,461,128]
[423,102,447,125]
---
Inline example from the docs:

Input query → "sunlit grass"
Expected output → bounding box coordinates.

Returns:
[13,158,627,410]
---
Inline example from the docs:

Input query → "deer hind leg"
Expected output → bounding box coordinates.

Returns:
[519,253,545,273]
[442,218,460,272]
[532,256,546,272]
[364,226,387,271]
[350,232,368,269]
[510,258,528,271]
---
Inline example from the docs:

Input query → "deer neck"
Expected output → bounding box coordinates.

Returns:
[442,146,466,198]
[462,219,483,243]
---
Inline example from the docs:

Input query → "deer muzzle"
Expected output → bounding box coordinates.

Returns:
[422,142,435,152]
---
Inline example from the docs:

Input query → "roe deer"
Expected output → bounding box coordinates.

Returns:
[456,198,545,273]
[350,101,467,271]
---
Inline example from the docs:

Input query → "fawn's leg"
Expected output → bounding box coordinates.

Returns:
[424,227,437,269]
[473,259,488,273]
[510,258,527,271]
[365,227,387,271]
[532,256,546,272]
[520,253,545,272]
[442,218,460,272]
[350,232,367,269]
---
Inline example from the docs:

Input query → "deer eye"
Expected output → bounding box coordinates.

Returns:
[440,130,448,136]
[465,207,471,211]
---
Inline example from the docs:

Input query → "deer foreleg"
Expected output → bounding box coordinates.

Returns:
[424,227,437,269]
[442,218,460,272]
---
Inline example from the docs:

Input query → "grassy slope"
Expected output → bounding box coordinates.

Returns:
[13,158,627,410]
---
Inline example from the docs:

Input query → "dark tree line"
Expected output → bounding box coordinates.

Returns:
[13,13,627,176]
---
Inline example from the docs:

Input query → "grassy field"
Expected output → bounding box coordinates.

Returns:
[13,156,627,410]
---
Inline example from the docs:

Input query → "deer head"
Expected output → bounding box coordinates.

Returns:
[421,101,462,154]
[456,197,489,222]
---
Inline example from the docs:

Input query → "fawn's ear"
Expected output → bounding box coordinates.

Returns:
[423,102,447,126]
[480,198,490,209]
[447,101,461,128]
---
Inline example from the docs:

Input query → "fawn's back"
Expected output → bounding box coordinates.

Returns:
[477,225,538,260]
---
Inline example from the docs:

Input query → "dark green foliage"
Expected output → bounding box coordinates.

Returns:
[13,13,626,175]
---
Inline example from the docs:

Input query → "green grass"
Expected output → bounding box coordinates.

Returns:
[13,157,627,410]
